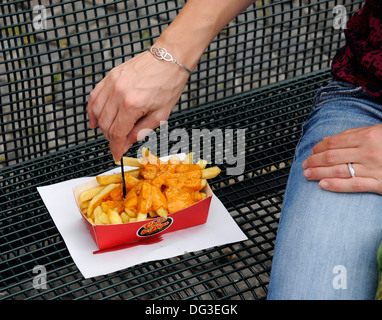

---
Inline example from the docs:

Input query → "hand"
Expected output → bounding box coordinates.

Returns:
[87,0,258,162]
[87,50,190,161]
[302,124,382,194]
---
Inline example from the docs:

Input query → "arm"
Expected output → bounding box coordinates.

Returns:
[153,0,258,72]
[87,0,256,161]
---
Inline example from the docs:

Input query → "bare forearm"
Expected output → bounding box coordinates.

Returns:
[89,0,257,160]
[154,0,257,71]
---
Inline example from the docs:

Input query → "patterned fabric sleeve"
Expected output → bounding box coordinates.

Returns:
[332,0,382,102]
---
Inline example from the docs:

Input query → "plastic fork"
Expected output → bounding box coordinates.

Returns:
[120,157,126,199]
[93,234,164,254]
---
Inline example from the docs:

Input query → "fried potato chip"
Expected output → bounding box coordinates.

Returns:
[107,209,123,224]
[120,211,130,223]
[137,212,147,222]
[137,182,152,214]
[125,208,137,218]
[79,200,90,210]
[114,156,143,168]
[201,166,221,179]
[156,207,168,218]
[169,155,181,164]
[126,169,140,178]
[96,172,138,186]
[80,185,105,203]
[141,147,163,165]
[94,205,110,225]
[148,210,158,218]
[196,159,208,169]
[182,152,194,164]
[87,183,119,217]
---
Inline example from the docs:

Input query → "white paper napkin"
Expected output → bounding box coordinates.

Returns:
[37,166,247,279]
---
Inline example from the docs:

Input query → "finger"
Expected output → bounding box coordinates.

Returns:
[97,90,123,141]
[304,163,382,181]
[88,67,121,129]
[88,85,111,129]
[121,110,170,155]
[108,106,147,161]
[127,115,162,144]
[312,130,362,155]
[108,122,135,162]
[303,163,355,180]
[319,177,382,194]
[87,77,109,129]
[303,148,360,169]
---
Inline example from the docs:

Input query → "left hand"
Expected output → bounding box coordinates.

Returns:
[302,124,382,195]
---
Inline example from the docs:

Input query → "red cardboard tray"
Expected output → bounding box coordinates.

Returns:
[73,173,213,250]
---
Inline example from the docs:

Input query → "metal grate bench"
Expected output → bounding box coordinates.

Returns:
[1,0,363,300]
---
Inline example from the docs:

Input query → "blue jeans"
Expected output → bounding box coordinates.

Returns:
[267,80,382,300]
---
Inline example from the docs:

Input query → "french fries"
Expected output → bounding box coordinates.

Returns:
[80,185,105,203]
[78,151,220,225]
[114,156,143,168]
[201,166,222,179]
[87,183,119,217]
[96,172,139,186]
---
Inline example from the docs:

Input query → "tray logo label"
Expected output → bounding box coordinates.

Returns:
[137,217,173,237]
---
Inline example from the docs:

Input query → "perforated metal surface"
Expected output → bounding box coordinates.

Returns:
[0,0,364,300]
[0,0,363,167]
[1,70,331,299]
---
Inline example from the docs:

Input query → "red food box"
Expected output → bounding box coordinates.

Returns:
[73,171,213,250]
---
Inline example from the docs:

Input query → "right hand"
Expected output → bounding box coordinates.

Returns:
[87,50,190,161]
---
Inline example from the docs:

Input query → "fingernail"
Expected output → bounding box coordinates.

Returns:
[302,160,307,169]
[303,169,311,178]
[319,180,329,189]
[112,151,122,162]
[89,120,97,129]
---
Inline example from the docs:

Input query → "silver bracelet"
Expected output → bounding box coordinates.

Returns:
[149,46,192,75]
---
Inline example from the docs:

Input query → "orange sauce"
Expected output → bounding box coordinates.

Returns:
[124,187,138,212]
[103,158,206,216]
[136,182,152,214]
[165,185,196,213]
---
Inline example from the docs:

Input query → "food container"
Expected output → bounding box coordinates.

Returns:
[73,172,213,250]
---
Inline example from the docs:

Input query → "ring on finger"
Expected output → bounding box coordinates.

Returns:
[347,162,356,178]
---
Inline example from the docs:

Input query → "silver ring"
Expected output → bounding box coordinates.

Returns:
[347,163,356,177]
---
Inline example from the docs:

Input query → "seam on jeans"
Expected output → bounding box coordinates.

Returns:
[313,86,366,107]
[312,82,352,106]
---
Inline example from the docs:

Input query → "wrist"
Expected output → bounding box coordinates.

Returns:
[152,4,222,72]
[151,0,256,72]
[152,36,204,73]
[149,46,193,76]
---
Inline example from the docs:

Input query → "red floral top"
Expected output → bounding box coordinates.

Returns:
[331,0,382,101]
